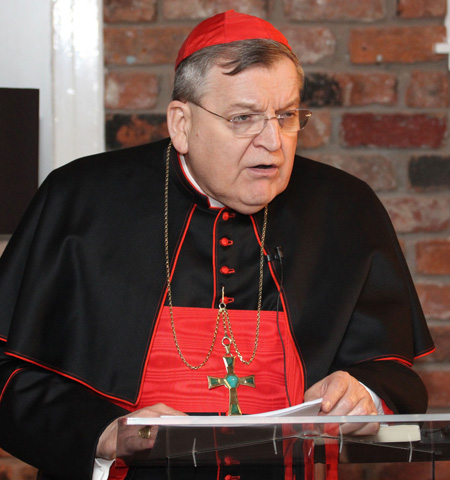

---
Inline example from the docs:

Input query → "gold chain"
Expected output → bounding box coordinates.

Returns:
[164,141,268,369]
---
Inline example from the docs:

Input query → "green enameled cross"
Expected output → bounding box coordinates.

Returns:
[208,355,255,416]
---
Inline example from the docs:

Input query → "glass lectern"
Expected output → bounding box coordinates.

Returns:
[117,413,450,479]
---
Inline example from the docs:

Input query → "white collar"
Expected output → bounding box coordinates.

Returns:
[180,154,224,209]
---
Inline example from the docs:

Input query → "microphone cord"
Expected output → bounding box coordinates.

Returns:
[273,247,292,407]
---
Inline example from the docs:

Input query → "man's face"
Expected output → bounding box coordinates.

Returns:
[175,57,301,214]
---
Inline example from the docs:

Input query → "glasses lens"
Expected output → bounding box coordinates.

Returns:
[280,111,300,132]
[231,109,312,137]
[280,109,311,132]
[298,109,311,130]
[231,114,266,137]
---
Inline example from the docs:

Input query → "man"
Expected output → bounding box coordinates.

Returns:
[0,10,434,480]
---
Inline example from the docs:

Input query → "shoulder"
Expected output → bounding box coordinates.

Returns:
[49,139,169,181]
[43,138,170,196]
[288,154,382,208]
[291,155,373,191]
[275,154,393,241]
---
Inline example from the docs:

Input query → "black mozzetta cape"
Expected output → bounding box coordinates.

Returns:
[0,138,434,479]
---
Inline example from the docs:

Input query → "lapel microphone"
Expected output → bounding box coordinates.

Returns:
[267,246,283,262]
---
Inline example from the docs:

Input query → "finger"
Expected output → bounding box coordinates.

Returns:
[303,382,323,403]
[328,397,379,436]
[324,376,380,416]
[320,377,351,413]
[304,374,350,413]
[150,403,187,416]
[339,418,380,436]
[120,425,159,456]
[132,403,187,417]
[327,392,377,416]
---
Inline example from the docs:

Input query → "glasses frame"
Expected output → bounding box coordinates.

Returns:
[189,101,312,138]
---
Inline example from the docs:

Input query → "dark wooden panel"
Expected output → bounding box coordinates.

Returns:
[0,88,39,234]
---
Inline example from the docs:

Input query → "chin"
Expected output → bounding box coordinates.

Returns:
[235,198,273,215]
[239,205,267,215]
[224,186,281,214]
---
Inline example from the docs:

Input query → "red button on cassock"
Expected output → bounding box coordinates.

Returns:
[220,266,235,275]
[219,237,234,247]
[222,211,236,221]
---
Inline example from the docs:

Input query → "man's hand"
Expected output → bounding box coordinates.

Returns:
[304,371,379,435]
[96,403,186,460]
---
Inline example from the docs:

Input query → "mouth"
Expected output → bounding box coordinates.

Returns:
[247,164,279,179]
[251,164,276,170]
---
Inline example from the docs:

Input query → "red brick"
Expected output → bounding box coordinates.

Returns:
[420,369,450,407]
[0,449,11,458]
[397,0,447,18]
[349,26,446,64]
[334,72,397,106]
[368,462,450,480]
[302,73,342,107]
[303,72,397,107]
[283,26,336,65]
[17,463,38,480]
[104,0,157,23]
[315,154,397,191]
[419,324,450,363]
[340,462,450,480]
[341,113,447,149]
[0,456,37,480]
[0,465,12,479]
[104,26,192,66]
[284,0,385,21]
[298,110,331,149]
[416,239,450,275]
[105,114,169,149]
[398,237,407,256]
[381,195,450,233]
[105,71,158,110]
[337,465,366,478]
[162,0,269,20]
[416,283,450,320]
[406,71,450,108]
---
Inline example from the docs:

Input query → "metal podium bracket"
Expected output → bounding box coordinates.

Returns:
[192,437,197,467]
[272,425,278,455]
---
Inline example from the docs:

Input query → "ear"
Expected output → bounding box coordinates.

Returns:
[167,100,191,154]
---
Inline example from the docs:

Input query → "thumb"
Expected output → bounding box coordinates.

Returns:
[303,381,323,403]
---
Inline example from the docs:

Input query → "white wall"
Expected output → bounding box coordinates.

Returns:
[0,0,53,182]
[0,0,104,183]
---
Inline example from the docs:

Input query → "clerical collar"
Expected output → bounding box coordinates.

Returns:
[179,154,224,209]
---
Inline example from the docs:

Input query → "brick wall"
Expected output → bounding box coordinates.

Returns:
[103,0,450,408]
[1,0,450,478]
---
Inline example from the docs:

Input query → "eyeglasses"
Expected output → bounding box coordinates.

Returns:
[190,102,312,138]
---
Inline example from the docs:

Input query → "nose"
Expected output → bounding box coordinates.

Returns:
[253,116,282,151]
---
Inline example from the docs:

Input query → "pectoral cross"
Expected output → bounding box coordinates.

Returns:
[208,349,255,416]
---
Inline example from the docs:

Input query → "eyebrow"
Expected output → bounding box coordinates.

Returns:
[228,98,301,114]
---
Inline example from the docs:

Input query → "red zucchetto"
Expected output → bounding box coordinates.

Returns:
[175,10,291,70]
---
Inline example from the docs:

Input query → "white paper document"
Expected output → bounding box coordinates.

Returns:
[127,399,323,426]
[250,398,322,417]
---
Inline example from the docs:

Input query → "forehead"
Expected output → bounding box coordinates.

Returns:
[201,57,301,109]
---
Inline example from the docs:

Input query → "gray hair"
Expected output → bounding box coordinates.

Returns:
[172,39,304,103]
